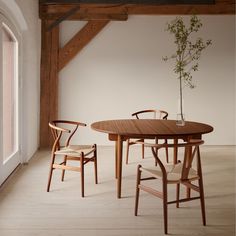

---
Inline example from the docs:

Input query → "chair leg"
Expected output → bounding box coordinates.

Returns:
[61,155,67,182]
[80,155,85,197]
[94,145,98,184]
[187,187,191,199]
[176,183,180,208]
[155,138,159,166]
[47,153,56,192]
[126,139,130,164]
[197,146,206,226]
[165,139,169,163]
[141,142,144,159]
[94,158,98,184]
[163,182,168,234]
[199,177,206,226]
[135,165,142,216]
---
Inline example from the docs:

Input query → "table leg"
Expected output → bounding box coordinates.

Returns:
[174,138,179,206]
[173,138,178,164]
[117,135,123,198]
[186,145,192,199]
[115,140,118,179]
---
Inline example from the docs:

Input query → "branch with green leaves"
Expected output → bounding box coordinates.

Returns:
[162,15,212,89]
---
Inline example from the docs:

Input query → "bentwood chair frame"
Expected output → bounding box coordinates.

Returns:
[47,120,98,197]
[126,109,169,164]
[134,139,206,234]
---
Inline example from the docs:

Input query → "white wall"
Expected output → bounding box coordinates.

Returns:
[0,0,40,161]
[59,15,235,146]
[18,0,41,161]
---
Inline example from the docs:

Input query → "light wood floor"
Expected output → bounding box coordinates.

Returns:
[0,145,235,236]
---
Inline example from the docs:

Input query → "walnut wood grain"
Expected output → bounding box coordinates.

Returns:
[91,119,213,139]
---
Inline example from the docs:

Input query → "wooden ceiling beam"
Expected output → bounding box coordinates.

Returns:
[40,4,128,20]
[40,0,215,4]
[128,1,235,14]
[42,13,128,21]
[39,0,235,19]
[47,5,80,30]
[59,20,109,70]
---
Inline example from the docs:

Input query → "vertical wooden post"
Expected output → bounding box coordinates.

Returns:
[40,20,59,148]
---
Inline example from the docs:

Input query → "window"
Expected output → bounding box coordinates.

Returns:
[2,23,18,162]
[0,14,21,185]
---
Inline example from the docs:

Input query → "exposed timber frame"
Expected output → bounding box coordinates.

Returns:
[59,20,109,70]
[39,0,235,148]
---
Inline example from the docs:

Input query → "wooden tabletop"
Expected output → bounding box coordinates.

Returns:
[91,119,213,198]
[91,119,214,140]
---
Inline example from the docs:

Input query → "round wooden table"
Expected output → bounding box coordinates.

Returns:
[91,119,213,198]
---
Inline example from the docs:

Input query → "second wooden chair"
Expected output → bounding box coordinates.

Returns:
[47,120,98,197]
[126,109,169,164]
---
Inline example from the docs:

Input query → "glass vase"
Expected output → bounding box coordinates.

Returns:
[176,97,185,126]
[176,113,185,126]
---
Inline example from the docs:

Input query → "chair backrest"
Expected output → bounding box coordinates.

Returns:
[132,109,168,120]
[49,120,86,151]
[143,139,204,181]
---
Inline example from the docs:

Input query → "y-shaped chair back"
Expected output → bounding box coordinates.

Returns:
[126,109,168,164]
[135,139,205,234]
